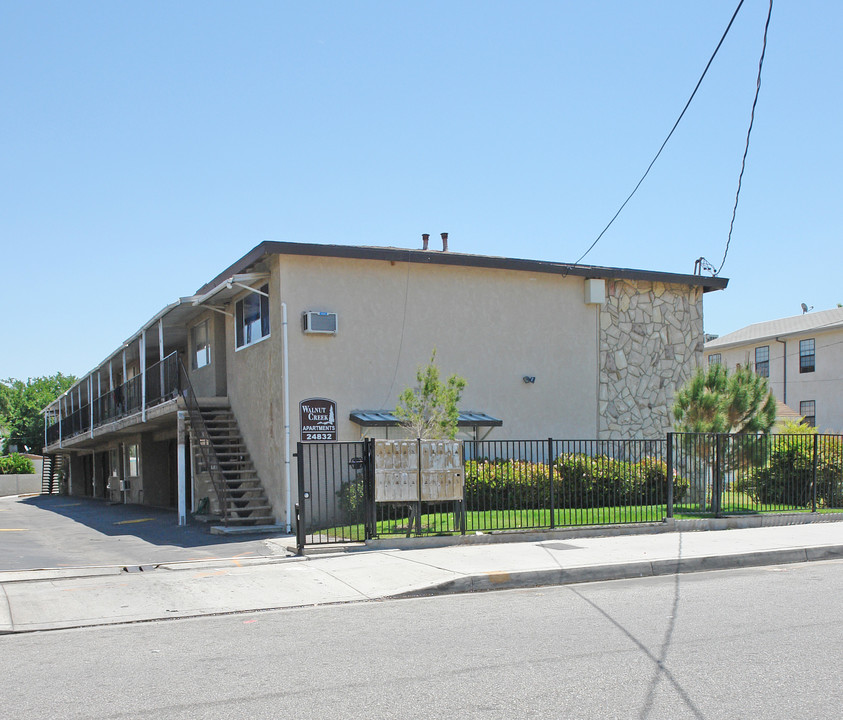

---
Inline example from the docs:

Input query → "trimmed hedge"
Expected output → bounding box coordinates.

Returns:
[464,455,688,511]
[738,437,843,507]
[336,455,687,519]
[0,453,36,475]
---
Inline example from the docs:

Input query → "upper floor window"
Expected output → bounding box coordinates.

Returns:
[191,320,211,369]
[708,353,721,365]
[235,284,270,349]
[754,346,769,377]
[800,400,816,427]
[799,339,815,373]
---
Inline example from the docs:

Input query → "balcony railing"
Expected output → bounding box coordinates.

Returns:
[46,352,180,445]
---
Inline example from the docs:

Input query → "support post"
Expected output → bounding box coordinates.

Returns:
[177,411,187,526]
[89,375,94,438]
[158,319,165,402]
[141,330,147,422]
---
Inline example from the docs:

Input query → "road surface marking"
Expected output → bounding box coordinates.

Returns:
[114,518,154,525]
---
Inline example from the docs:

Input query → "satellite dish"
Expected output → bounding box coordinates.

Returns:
[801,303,809,314]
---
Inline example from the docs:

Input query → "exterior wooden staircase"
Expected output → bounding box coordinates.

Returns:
[190,406,275,526]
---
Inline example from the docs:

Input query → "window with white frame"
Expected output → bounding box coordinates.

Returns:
[708,353,721,366]
[235,284,270,349]
[799,339,815,373]
[754,346,769,377]
[191,320,211,369]
[800,400,816,427]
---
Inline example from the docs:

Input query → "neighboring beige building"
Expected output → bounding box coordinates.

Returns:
[43,240,726,528]
[704,307,843,432]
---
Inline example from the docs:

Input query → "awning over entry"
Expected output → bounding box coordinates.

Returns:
[349,410,502,428]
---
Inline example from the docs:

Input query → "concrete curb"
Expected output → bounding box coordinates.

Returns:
[362,513,843,553]
[391,544,843,599]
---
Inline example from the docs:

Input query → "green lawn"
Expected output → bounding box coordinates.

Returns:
[309,500,843,542]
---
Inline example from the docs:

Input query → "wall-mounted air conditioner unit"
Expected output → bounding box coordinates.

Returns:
[303,311,338,335]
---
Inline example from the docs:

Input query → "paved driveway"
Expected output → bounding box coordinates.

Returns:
[0,495,292,571]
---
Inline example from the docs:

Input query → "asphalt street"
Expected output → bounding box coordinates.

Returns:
[3,560,841,720]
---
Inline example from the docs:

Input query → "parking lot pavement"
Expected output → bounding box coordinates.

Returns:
[0,495,293,571]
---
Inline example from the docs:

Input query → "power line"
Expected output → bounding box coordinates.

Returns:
[716,0,774,275]
[572,0,747,267]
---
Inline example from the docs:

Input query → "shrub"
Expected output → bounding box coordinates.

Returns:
[464,454,687,511]
[741,435,843,507]
[0,453,36,475]
[337,475,366,521]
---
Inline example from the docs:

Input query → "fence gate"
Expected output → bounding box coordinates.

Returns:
[296,440,374,549]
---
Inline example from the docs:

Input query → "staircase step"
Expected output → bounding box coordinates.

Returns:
[186,402,274,524]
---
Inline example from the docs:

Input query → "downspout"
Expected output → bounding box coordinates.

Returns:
[282,301,292,533]
[775,337,787,404]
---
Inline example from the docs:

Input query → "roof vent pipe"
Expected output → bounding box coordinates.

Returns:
[422,233,430,251]
[441,232,448,252]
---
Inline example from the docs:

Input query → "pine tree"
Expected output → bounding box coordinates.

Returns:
[395,350,467,440]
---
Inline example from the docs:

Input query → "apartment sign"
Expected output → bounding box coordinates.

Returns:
[300,398,337,442]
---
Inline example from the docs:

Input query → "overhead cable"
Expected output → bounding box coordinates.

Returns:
[571,0,747,267]
[716,0,774,275]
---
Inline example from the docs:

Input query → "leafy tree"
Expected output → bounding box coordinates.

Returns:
[673,363,776,434]
[395,350,467,440]
[0,373,76,454]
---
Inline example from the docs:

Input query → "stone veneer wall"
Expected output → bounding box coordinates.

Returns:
[599,279,704,439]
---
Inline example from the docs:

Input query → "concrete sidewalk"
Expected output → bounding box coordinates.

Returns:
[2,519,842,634]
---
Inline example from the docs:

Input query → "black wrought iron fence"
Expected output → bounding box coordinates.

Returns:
[296,433,843,548]
[45,353,181,445]
[670,432,843,515]
[146,353,179,407]
[465,438,672,531]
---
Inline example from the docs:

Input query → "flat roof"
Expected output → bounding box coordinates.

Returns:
[196,241,729,296]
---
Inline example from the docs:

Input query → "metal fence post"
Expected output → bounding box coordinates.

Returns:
[295,442,305,554]
[548,437,556,529]
[713,434,723,517]
[364,438,376,539]
[460,440,467,536]
[811,433,819,513]
[666,432,674,519]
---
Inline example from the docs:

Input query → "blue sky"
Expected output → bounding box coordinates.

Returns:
[2,1,840,380]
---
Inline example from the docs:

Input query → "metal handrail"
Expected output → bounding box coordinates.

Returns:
[177,359,231,525]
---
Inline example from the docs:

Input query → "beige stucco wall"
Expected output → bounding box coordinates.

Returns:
[705,328,843,433]
[222,254,603,526]
[599,280,704,439]
[218,254,711,526]
[281,254,599,440]
[187,310,228,398]
[224,258,286,521]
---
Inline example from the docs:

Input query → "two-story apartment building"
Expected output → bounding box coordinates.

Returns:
[42,239,727,530]
[704,307,843,432]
